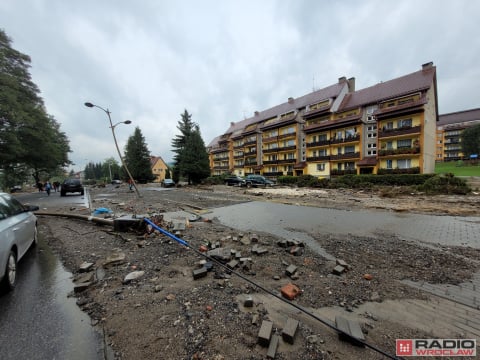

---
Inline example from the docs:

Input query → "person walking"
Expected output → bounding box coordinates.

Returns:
[45,181,52,196]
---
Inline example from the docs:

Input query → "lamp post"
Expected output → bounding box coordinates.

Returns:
[84,102,141,198]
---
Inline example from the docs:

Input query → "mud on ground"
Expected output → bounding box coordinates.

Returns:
[39,184,480,360]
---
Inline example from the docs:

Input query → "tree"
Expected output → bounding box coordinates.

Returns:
[461,124,480,157]
[171,110,210,184]
[0,29,71,189]
[171,110,195,183]
[124,127,154,183]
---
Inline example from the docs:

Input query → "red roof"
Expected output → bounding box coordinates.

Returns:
[338,66,436,111]
[438,108,480,126]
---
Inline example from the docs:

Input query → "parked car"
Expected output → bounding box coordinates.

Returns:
[60,178,84,196]
[224,175,246,186]
[161,179,175,188]
[10,185,22,193]
[0,192,39,291]
[244,175,275,188]
[111,179,122,185]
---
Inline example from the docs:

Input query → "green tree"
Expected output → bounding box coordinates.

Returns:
[0,29,71,189]
[461,124,480,157]
[182,126,210,184]
[171,110,195,183]
[171,110,210,184]
[124,126,154,183]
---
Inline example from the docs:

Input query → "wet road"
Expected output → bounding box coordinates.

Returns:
[0,190,106,360]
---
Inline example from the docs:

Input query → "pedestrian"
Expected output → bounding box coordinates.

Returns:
[45,181,52,196]
[128,178,133,191]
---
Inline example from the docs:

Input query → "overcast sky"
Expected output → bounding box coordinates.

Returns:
[1,0,479,171]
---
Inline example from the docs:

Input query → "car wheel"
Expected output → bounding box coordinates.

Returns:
[31,224,38,248]
[1,250,17,291]
[225,181,229,186]
[81,190,85,195]
[60,191,66,196]
[246,182,252,188]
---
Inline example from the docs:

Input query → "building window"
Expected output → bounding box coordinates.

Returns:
[397,159,411,169]
[319,149,327,156]
[397,139,412,148]
[386,159,393,169]
[398,118,412,128]
[344,145,355,154]
[317,163,325,171]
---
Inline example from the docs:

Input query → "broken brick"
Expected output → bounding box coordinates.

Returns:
[193,267,208,280]
[258,320,273,347]
[332,265,346,275]
[281,283,301,300]
[282,318,299,344]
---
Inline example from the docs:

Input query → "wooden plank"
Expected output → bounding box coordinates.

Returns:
[267,334,280,359]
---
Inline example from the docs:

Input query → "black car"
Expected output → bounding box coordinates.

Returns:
[60,178,84,196]
[224,176,245,186]
[244,175,275,188]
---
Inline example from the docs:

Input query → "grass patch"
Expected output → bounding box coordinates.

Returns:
[435,161,480,176]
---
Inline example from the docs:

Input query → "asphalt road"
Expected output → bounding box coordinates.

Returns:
[0,190,107,360]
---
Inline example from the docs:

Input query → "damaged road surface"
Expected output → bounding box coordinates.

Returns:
[36,184,480,359]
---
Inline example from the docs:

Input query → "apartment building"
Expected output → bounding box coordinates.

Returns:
[208,62,438,178]
[436,108,480,161]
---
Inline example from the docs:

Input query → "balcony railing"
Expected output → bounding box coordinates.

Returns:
[378,125,421,138]
[306,155,330,161]
[277,145,297,151]
[329,152,360,160]
[330,134,360,145]
[263,171,283,177]
[244,140,256,146]
[378,147,420,156]
[306,140,330,147]
[263,160,278,165]
[278,159,296,164]
[278,132,296,140]
[263,148,279,154]
[245,160,257,166]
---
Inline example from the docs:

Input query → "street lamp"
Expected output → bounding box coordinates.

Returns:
[84,102,141,198]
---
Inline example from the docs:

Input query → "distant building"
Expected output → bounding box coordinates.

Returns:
[436,108,480,162]
[208,62,438,178]
[150,156,169,182]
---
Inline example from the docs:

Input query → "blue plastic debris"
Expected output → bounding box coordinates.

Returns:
[93,207,113,215]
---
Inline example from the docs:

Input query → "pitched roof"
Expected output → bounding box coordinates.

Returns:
[438,108,480,126]
[338,66,436,111]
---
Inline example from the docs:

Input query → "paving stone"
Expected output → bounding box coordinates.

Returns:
[335,315,365,346]
[336,259,350,270]
[332,265,346,275]
[267,334,280,359]
[258,320,273,347]
[244,296,254,308]
[193,267,208,280]
[285,265,298,277]
[227,260,239,269]
[282,317,299,344]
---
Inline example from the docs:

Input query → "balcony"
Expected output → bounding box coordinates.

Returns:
[278,132,296,140]
[329,152,360,161]
[306,155,330,161]
[244,140,256,146]
[245,160,257,166]
[263,171,284,177]
[263,148,279,154]
[277,145,297,152]
[278,159,296,164]
[378,147,420,156]
[306,140,330,148]
[234,155,244,159]
[244,150,257,155]
[377,167,420,175]
[263,160,278,165]
[378,125,421,138]
[330,134,360,145]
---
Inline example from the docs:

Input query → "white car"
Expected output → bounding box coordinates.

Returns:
[0,192,39,291]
